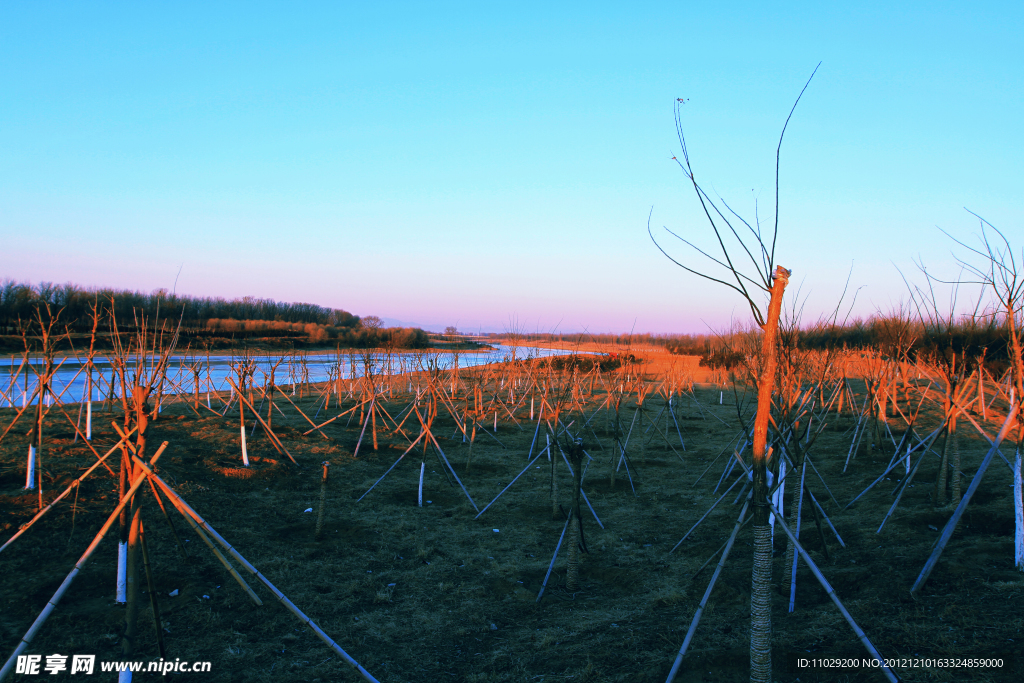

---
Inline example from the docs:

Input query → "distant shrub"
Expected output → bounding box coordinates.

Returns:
[698,349,745,370]
[666,340,708,356]
[543,353,638,372]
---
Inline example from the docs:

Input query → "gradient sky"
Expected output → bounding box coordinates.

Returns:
[1,2,1021,334]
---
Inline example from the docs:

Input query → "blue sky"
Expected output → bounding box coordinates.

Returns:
[1,2,1020,334]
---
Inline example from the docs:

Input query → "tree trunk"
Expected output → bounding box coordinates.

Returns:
[950,422,962,506]
[749,265,790,683]
[935,414,952,507]
[123,386,149,658]
[565,442,584,592]
[566,514,580,591]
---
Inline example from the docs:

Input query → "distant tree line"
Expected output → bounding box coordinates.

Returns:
[0,279,429,350]
[491,331,696,348]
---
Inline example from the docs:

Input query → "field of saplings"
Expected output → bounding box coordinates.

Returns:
[1,341,1022,682]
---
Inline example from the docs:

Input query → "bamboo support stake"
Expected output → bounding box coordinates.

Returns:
[911,402,1020,595]
[559,448,604,529]
[536,515,571,603]
[352,397,375,458]
[146,478,189,561]
[0,429,135,555]
[768,502,898,683]
[0,383,40,445]
[132,455,262,605]
[424,428,479,512]
[303,400,365,434]
[666,499,750,683]
[690,509,753,580]
[143,469,379,683]
[0,444,165,682]
[357,432,426,502]
[806,484,845,547]
[807,484,832,561]
[139,521,166,660]
[714,451,740,494]
[947,392,1016,474]
[803,454,840,508]
[877,424,947,534]
[228,379,296,463]
[475,447,548,519]
[669,471,746,553]
[275,385,330,440]
[1015,447,1023,571]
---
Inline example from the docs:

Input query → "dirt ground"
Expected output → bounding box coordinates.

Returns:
[1,354,1022,682]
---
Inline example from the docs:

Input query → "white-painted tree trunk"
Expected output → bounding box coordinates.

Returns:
[116,541,127,603]
[769,464,784,542]
[418,462,425,507]
[85,399,92,441]
[240,426,249,466]
[1014,448,1023,572]
[118,667,132,682]
[25,445,36,489]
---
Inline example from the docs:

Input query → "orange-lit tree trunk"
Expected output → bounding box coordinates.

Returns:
[749,265,790,683]
[123,385,151,658]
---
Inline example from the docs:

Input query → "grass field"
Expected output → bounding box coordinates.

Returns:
[1,353,1022,682]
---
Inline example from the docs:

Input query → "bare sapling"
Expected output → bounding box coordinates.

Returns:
[564,438,586,592]
[945,216,1024,570]
[85,300,101,440]
[652,65,818,683]
[21,306,65,507]
[235,359,251,466]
